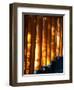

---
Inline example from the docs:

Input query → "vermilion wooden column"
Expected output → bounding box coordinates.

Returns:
[59,17,63,57]
[34,16,42,71]
[55,17,61,57]
[51,17,56,61]
[47,16,51,65]
[41,17,47,67]
[30,16,36,74]
[25,16,32,74]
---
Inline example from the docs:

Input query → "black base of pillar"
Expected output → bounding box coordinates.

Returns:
[34,57,63,74]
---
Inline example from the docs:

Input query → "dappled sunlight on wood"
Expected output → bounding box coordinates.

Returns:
[24,15,63,74]
[42,17,47,66]
[34,24,41,70]
[26,32,31,74]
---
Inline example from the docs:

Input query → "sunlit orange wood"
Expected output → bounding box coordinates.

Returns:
[26,16,32,74]
[34,16,42,71]
[60,17,63,57]
[26,32,31,74]
[47,17,51,65]
[51,17,55,61]
[56,17,61,57]
[29,16,36,74]
[42,17,47,66]
[24,15,63,74]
